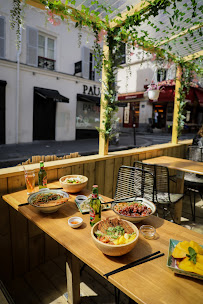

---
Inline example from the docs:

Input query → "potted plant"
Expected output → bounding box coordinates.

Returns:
[147,82,163,101]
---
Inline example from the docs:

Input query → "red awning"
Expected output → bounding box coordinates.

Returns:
[148,85,203,105]
[195,88,203,105]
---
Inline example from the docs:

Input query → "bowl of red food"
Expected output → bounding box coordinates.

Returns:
[91,218,139,256]
[112,198,156,223]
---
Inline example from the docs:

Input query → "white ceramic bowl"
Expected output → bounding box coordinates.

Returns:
[68,217,83,228]
[113,198,156,223]
[59,175,88,193]
[91,219,139,256]
[28,189,69,213]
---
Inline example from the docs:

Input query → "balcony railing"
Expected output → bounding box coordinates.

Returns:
[38,56,55,70]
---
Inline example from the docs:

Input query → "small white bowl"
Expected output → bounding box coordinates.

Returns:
[68,217,83,228]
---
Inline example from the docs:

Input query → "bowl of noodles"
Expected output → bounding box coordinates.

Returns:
[28,189,69,213]
[59,175,88,193]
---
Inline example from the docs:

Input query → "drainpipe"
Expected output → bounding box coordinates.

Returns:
[16,26,22,144]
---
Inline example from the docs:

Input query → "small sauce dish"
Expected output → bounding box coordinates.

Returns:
[140,225,156,239]
[75,195,88,204]
[68,217,83,228]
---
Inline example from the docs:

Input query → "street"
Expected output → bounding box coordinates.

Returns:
[0,130,194,168]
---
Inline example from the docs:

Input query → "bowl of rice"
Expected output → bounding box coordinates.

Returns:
[59,175,88,193]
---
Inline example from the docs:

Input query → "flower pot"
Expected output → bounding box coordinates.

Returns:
[148,90,160,100]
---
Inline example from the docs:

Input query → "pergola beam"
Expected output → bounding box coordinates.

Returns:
[172,65,182,144]
[109,0,156,28]
[99,43,109,155]
[25,0,101,26]
[156,23,203,47]
[183,50,203,62]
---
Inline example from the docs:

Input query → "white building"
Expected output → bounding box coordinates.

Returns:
[0,1,101,144]
[117,45,203,132]
[116,46,177,131]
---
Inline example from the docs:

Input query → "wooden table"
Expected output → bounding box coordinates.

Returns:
[143,156,203,223]
[2,181,203,304]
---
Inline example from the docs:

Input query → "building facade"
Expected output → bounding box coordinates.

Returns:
[0,1,101,144]
[117,47,203,132]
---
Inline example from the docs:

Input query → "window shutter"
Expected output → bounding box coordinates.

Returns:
[82,46,90,79]
[0,16,5,59]
[26,26,38,66]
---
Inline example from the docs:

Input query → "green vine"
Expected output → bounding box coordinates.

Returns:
[10,0,23,50]
[176,58,203,137]
[9,0,203,143]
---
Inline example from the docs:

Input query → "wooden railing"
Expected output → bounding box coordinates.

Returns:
[0,140,192,282]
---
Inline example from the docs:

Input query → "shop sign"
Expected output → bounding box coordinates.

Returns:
[83,85,100,96]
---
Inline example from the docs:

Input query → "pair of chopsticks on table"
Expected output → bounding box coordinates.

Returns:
[104,251,164,279]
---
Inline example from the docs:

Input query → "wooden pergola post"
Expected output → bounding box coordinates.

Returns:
[99,43,109,155]
[172,64,182,144]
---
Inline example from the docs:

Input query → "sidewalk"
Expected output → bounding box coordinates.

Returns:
[0,130,194,168]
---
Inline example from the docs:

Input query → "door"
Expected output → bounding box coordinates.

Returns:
[153,104,166,129]
[33,91,56,140]
[0,81,6,144]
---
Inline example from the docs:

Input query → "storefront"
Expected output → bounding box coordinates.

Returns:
[76,84,101,139]
[148,81,203,131]
[118,92,155,131]
[33,87,69,141]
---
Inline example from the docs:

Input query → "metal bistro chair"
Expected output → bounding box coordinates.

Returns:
[112,165,155,304]
[133,161,184,222]
[114,165,155,203]
[184,146,203,221]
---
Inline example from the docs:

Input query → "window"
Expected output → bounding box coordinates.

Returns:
[82,46,101,82]
[157,69,167,82]
[38,34,55,70]
[26,27,55,70]
[0,16,5,59]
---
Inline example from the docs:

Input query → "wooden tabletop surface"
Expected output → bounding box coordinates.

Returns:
[2,181,203,304]
[143,156,203,175]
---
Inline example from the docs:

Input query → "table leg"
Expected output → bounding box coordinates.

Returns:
[173,172,185,224]
[66,251,81,304]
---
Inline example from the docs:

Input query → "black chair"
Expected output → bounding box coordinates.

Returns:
[184,146,203,221]
[133,161,184,221]
[114,165,155,203]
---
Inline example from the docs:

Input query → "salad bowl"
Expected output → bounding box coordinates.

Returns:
[59,174,88,193]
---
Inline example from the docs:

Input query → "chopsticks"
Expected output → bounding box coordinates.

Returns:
[18,202,29,207]
[101,197,136,205]
[104,251,164,279]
